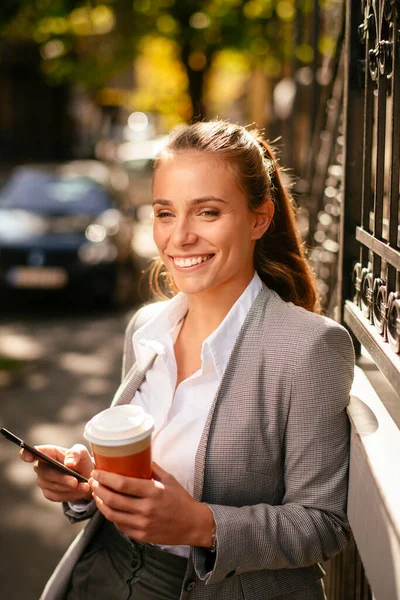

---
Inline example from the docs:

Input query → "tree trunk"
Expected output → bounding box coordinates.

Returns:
[181,44,208,121]
[247,68,271,130]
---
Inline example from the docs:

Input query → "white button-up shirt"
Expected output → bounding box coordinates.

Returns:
[131,272,262,557]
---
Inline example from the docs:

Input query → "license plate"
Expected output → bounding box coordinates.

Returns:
[6,267,68,289]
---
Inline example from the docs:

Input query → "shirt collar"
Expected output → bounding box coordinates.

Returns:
[132,272,263,375]
[202,272,262,379]
[133,292,188,369]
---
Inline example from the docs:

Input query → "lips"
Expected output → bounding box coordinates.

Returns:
[172,254,214,268]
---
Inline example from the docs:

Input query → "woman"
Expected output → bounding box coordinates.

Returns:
[21,121,355,600]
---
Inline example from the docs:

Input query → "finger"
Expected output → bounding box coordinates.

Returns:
[90,479,142,513]
[41,485,91,503]
[34,445,68,462]
[92,496,149,541]
[20,448,35,463]
[93,494,143,532]
[34,463,80,488]
[91,470,154,497]
[36,477,83,493]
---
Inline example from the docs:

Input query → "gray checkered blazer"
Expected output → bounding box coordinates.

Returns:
[40,285,355,600]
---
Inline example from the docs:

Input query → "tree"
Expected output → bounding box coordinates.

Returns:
[1,0,300,120]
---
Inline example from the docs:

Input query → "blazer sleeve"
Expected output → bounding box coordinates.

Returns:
[191,321,355,584]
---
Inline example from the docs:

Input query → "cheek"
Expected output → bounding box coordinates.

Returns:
[218,220,254,253]
[152,223,165,251]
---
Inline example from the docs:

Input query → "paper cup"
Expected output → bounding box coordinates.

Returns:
[84,405,154,479]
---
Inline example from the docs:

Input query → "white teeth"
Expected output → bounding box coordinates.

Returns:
[174,255,211,267]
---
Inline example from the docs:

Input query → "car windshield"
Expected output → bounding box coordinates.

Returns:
[0,169,113,216]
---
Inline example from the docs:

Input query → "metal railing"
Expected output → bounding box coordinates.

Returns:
[342,0,400,395]
[278,0,400,598]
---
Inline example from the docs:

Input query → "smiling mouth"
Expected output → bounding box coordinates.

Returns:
[171,254,214,268]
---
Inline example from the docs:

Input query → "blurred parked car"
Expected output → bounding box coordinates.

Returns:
[0,160,144,307]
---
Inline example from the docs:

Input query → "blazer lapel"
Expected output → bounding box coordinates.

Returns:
[192,285,272,502]
[111,353,156,407]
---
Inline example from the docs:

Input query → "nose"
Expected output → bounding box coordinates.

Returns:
[170,215,197,247]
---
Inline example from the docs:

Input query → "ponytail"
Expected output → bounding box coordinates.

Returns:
[253,139,320,313]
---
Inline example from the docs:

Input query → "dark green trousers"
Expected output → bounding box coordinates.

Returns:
[65,519,327,600]
[65,519,188,600]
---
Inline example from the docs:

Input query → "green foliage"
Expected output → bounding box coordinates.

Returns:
[1,0,341,117]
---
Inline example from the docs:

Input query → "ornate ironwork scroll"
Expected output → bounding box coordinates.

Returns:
[344,0,400,393]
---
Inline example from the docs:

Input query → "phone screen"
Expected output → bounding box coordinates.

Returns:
[1,428,88,483]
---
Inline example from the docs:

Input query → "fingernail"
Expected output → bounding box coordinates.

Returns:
[65,457,75,466]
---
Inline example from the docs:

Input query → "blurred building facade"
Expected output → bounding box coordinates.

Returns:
[0,41,75,163]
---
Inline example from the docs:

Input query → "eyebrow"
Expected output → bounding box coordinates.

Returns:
[152,196,228,206]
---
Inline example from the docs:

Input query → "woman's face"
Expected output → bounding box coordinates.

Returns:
[152,151,272,298]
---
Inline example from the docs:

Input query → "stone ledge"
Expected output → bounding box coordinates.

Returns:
[347,364,400,599]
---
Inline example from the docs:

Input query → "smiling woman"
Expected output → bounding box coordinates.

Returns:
[150,121,319,313]
[20,121,354,600]
[152,152,272,301]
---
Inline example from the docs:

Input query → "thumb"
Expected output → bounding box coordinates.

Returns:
[64,444,92,470]
[151,461,170,482]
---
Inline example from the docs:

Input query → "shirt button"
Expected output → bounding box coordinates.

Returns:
[185,579,196,591]
[226,570,236,578]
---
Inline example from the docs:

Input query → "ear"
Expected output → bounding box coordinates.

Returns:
[251,199,274,240]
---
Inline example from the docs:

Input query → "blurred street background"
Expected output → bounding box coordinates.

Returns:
[0,0,352,597]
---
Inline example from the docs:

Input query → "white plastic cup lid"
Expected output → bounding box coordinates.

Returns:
[84,405,154,447]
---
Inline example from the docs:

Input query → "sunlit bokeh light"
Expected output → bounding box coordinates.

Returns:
[188,51,207,71]
[156,14,178,35]
[40,39,66,60]
[276,0,295,21]
[128,112,149,132]
[190,12,210,29]
[85,223,106,243]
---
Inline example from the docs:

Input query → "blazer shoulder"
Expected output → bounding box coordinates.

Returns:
[125,301,167,335]
[264,290,354,354]
[121,300,166,378]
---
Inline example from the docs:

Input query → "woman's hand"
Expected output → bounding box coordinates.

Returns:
[20,444,93,502]
[90,462,215,547]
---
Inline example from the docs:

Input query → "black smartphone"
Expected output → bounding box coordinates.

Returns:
[0,427,88,483]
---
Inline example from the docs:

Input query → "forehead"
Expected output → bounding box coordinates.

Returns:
[153,151,245,199]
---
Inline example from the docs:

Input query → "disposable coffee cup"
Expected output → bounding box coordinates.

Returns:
[84,405,154,479]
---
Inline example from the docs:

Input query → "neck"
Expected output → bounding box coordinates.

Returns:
[183,273,256,339]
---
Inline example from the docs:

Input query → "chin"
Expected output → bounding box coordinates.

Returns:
[175,282,210,295]
[172,275,215,296]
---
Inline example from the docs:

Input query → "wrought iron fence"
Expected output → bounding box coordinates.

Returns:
[277,0,400,598]
[342,0,400,397]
